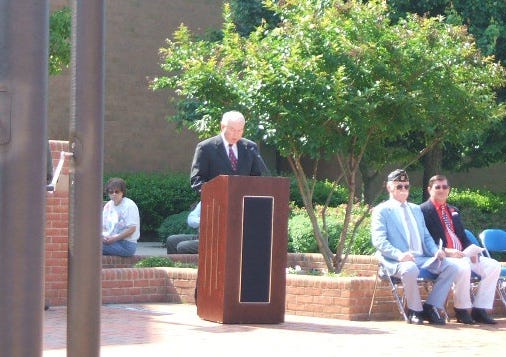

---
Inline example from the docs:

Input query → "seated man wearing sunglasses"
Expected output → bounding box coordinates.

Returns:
[371,169,458,325]
[421,174,500,325]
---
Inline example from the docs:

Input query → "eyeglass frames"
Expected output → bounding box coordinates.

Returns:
[433,185,450,190]
[395,184,410,190]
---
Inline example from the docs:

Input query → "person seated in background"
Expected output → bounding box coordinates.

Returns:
[102,177,140,257]
[166,201,201,254]
[420,174,500,325]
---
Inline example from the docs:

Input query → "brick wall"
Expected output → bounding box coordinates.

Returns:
[45,140,70,306]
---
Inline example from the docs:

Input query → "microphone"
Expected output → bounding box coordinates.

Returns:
[249,145,271,176]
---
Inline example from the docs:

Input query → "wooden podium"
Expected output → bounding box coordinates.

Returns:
[196,175,290,324]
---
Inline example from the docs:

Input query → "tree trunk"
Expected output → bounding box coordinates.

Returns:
[359,161,380,205]
[422,143,443,201]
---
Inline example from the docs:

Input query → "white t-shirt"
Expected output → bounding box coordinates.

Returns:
[102,197,140,242]
[187,201,201,229]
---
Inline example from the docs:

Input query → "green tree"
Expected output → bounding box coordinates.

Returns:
[386,0,506,194]
[229,0,280,36]
[49,6,71,75]
[151,0,505,272]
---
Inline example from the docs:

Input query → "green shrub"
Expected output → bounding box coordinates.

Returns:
[288,204,373,255]
[446,189,505,236]
[134,256,197,268]
[103,172,199,235]
[157,210,198,243]
[134,257,176,267]
[288,176,348,208]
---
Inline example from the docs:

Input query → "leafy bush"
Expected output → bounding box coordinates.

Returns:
[103,172,199,235]
[288,176,348,208]
[288,204,373,255]
[157,210,198,243]
[444,189,505,236]
[134,257,176,267]
[134,256,196,268]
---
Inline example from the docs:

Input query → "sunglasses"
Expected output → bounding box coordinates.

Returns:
[394,184,410,190]
[108,190,121,194]
[433,185,450,190]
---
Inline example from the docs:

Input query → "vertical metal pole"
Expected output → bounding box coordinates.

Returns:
[67,0,105,356]
[0,1,49,356]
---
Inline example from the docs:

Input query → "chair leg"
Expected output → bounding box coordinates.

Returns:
[369,266,408,321]
[389,277,408,321]
[368,269,381,319]
[497,278,506,308]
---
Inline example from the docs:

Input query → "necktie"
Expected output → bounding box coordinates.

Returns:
[441,205,462,251]
[401,203,419,252]
[228,144,238,171]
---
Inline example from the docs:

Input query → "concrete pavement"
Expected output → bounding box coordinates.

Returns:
[44,303,505,356]
[135,241,167,256]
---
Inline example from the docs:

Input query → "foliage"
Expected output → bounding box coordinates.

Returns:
[49,6,71,75]
[150,0,506,272]
[385,0,506,177]
[446,188,505,233]
[288,176,348,208]
[103,172,199,235]
[229,0,280,37]
[134,256,197,268]
[386,0,506,66]
[157,210,198,243]
[288,204,374,255]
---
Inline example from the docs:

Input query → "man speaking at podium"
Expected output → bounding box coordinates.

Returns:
[190,110,268,193]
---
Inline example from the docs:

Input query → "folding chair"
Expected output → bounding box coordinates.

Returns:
[368,261,446,321]
[478,229,506,308]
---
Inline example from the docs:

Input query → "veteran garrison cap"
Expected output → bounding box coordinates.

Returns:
[387,169,409,182]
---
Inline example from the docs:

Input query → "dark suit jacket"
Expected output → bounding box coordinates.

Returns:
[420,200,471,250]
[190,134,263,193]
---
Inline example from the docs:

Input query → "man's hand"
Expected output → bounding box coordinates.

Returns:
[435,249,447,260]
[470,255,480,263]
[102,235,117,245]
[444,248,464,258]
[400,251,416,262]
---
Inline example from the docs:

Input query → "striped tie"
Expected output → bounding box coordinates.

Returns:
[228,144,238,171]
[441,205,462,251]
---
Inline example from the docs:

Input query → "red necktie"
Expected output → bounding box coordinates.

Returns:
[441,205,462,251]
[228,145,238,171]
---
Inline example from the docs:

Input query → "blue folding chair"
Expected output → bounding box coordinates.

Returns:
[478,229,506,308]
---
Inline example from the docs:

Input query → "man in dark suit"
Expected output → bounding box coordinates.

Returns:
[190,110,265,193]
[371,169,458,325]
[420,174,500,325]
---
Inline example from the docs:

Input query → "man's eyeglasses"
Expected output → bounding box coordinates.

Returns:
[433,185,450,190]
[395,184,410,190]
[108,190,121,194]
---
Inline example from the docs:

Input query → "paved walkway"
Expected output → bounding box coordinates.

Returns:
[135,241,167,256]
[44,303,505,356]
